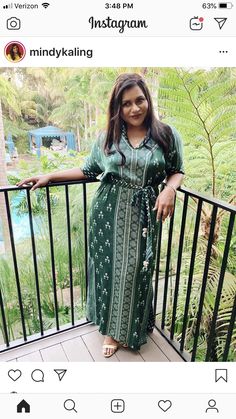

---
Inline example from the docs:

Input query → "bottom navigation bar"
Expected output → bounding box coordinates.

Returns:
[0,393,235,418]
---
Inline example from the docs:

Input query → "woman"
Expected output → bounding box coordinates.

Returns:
[7,44,22,62]
[17,73,184,358]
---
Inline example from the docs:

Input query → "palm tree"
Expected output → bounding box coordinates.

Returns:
[0,100,11,253]
[0,75,20,253]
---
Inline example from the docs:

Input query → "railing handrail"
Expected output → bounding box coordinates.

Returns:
[0,178,100,192]
[179,185,236,213]
[1,181,235,213]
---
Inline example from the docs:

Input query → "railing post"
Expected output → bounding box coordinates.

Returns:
[65,184,75,326]
[26,188,44,336]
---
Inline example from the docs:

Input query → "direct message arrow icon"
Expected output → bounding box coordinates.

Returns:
[54,369,67,381]
[214,18,227,29]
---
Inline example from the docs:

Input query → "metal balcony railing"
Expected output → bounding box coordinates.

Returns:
[154,186,236,362]
[0,180,97,353]
[0,180,235,361]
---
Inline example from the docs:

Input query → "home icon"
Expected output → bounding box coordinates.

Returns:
[17,399,30,413]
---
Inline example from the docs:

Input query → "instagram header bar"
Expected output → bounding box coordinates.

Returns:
[0,0,235,37]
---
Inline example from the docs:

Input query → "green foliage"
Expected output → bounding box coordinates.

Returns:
[158,67,236,200]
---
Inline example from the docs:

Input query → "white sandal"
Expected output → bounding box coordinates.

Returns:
[102,343,119,358]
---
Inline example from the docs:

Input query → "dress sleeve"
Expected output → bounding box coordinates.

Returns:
[165,126,185,176]
[80,134,104,179]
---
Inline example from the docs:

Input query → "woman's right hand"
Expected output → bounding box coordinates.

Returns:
[16,174,51,192]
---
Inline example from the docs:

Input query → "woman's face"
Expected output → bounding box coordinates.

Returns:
[120,85,148,129]
[13,45,19,53]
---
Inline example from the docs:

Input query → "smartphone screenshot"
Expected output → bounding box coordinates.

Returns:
[0,0,235,417]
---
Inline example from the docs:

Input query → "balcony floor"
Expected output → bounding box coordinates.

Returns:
[0,324,183,362]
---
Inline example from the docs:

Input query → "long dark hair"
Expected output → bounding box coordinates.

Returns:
[104,73,173,166]
[9,44,22,60]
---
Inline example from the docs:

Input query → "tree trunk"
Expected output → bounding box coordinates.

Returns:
[95,107,100,138]
[76,124,81,152]
[84,101,88,145]
[148,69,160,118]
[0,100,11,254]
[88,103,92,139]
[200,204,221,259]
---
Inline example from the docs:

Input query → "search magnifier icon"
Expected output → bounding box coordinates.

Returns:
[64,399,78,413]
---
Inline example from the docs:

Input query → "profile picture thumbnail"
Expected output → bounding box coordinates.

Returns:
[4,41,26,63]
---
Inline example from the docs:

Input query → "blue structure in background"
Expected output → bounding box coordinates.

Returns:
[5,134,15,156]
[28,125,76,158]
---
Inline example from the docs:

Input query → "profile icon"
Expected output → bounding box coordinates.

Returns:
[4,41,26,63]
[205,399,219,413]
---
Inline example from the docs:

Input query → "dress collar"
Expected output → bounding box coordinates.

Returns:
[121,124,151,149]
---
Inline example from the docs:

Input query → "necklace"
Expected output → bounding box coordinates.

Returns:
[130,139,143,148]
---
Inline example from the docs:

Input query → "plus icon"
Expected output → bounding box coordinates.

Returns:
[111,399,125,413]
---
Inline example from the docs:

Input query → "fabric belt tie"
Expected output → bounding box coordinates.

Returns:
[102,175,158,268]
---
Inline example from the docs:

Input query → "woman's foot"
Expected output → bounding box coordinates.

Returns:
[102,336,119,358]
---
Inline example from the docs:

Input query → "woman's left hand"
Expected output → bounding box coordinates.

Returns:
[152,187,175,222]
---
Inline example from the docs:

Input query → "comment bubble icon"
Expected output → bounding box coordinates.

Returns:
[31,369,44,383]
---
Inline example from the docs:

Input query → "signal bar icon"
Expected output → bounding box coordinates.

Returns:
[42,2,50,8]
[3,3,13,8]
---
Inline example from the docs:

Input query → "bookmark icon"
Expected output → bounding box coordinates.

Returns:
[215,369,228,382]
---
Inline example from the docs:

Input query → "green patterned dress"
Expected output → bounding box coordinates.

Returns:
[81,126,184,350]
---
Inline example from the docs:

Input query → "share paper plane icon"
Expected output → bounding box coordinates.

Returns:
[54,369,67,381]
[214,17,227,29]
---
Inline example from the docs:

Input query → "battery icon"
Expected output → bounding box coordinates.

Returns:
[218,2,234,7]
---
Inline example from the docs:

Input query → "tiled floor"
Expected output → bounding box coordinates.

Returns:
[0,324,184,362]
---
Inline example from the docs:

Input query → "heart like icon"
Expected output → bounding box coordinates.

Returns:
[158,400,172,412]
[8,369,22,382]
